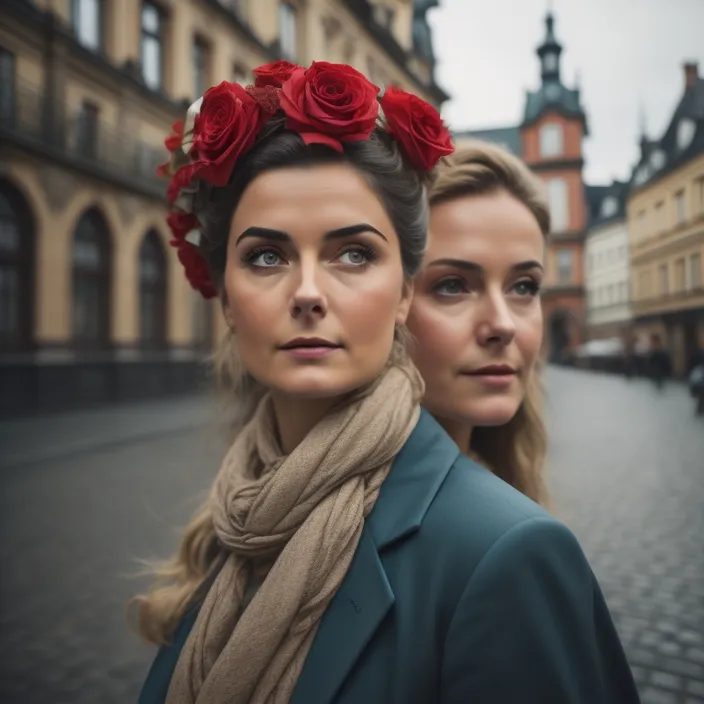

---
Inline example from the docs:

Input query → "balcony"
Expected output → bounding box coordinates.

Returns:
[1,79,167,201]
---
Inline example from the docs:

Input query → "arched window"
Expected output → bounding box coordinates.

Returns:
[0,181,34,352]
[72,208,111,349]
[139,230,167,347]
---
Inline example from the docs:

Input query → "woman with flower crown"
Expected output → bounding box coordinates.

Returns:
[134,61,639,704]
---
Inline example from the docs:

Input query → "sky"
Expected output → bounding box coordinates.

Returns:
[427,0,704,184]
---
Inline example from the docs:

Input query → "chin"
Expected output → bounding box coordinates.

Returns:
[261,369,368,400]
[449,396,521,428]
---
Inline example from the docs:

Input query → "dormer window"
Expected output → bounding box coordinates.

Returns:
[601,196,618,218]
[634,165,650,186]
[650,149,666,171]
[677,118,696,151]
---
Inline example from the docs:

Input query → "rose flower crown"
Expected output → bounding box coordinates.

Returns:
[159,60,455,299]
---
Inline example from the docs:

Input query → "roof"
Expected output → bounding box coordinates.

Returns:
[585,181,630,231]
[522,83,588,133]
[629,72,704,192]
[452,125,522,155]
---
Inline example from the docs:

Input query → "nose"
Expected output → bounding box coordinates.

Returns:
[290,258,327,319]
[476,290,516,347]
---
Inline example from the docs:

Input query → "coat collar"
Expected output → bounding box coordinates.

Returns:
[292,409,460,704]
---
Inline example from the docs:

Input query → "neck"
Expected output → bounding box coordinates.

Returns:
[436,415,473,454]
[271,393,342,454]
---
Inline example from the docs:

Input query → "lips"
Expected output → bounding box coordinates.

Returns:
[465,365,517,376]
[279,337,341,350]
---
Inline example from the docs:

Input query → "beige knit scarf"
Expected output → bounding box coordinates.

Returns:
[166,359,424,704]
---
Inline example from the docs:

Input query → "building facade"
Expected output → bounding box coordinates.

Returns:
[453,12,589,362]
[627,62,704,377]
[584,181,631,340]
[0,0,448,416]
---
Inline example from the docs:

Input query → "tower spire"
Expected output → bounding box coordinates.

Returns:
[537,9,562,84]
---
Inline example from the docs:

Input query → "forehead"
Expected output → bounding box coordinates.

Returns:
[427,190,545,264]
[231,163,395,238]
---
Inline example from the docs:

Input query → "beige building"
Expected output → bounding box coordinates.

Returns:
[0,0,448,416]
[627,62,704,377]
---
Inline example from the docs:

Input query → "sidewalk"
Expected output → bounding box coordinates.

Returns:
[0,393,215,470]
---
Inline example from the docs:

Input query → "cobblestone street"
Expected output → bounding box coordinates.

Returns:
[1,367,703,703]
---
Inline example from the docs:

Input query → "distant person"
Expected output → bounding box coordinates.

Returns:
[133,64,639,704]
[647,333,672,390]
[687,329,704,415]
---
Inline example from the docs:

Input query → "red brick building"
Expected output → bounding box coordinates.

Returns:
[454,12,589,362]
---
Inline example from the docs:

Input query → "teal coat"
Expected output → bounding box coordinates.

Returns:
[139,410,640,703]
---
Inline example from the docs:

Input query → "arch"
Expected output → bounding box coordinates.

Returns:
[138,228,167,347]
[0,178,36,352]
[71,206,112,350]
[547,307,581,363]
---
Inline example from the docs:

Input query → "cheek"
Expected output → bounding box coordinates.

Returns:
[407,299,462,372]
[515,307,544,368]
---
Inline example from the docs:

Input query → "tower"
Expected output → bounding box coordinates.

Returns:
[520,12,589,361]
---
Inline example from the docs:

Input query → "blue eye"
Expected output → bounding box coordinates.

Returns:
[243,248,283,268]
[337,245,376,266]
[433,278,466,296]
[513,280,541,297]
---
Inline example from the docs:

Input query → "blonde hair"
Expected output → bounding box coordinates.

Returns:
[428,140,550,507]
[130,328,414,645]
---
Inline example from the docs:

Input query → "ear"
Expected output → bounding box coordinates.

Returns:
[220,289,236,330]
[395,278,414,327]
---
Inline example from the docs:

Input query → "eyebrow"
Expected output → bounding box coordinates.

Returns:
[235,223,388,245]
[427,258,544,273]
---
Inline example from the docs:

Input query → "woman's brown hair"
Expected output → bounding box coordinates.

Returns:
[428,140,550,507]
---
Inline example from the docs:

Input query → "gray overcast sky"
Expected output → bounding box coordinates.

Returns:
[427,0,704,184]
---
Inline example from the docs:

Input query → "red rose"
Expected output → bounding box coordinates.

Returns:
[191,81,268,187]
[167,211,200,244]
[164,120,184,152]
[380,87,454,171]
[167,162,201,203]
[253,60,301,88]
[176,242,217,299]
[280,62,380,151]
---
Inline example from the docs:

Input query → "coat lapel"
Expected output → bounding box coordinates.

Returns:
[292,410,460,704]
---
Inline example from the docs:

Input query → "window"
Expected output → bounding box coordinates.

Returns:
[193,38,209,99]
[279,2,298,61]
[696,177,704,215]
[638,210,647,239]
[539,123,563,158]
[279,2,297,61]
[72,210,110,349]
[76,101,100,160]
[659,263,669,295]
[543,52,558,74]
[556,248,573,283]
[139,231,167,347]
[72,0,102,51]
[674,190,686,225]
[0,48,15,128]
[650,150,666,171]
[141,2,163,91]
[0,184,33,352]
[690,253,702,290]
[600,196,618,218]
[192,293,213,350]
[619,282,628,302]
[233,62,249,85]
[677,118,696,151]
[655,201,665,233]
[546,178,569,232]
[675,258,686,292]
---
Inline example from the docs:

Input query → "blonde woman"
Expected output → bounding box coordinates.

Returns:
[408,141,552,504]
[136,64,639,703]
